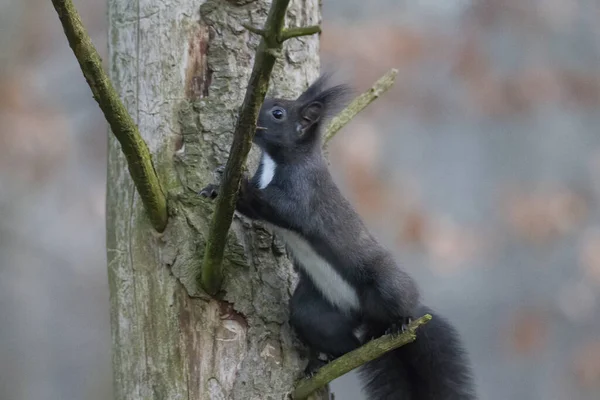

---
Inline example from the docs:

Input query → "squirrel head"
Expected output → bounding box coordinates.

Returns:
[253,75,350,162]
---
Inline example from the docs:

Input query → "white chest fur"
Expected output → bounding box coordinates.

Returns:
[258,153,276,189]
[273,227,360,313]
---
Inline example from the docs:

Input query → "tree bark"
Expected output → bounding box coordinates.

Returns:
[106,0,323,398]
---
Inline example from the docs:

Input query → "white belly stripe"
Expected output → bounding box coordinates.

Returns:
[273,227,360,313]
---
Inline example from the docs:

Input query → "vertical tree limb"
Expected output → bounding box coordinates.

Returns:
[200,0,320,295]
[50,0,168,232]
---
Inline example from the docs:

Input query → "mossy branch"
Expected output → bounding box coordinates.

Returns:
[323,68,399,145]
[280,26,322,41]
[243,24,321,42]
[51,0,167,232]
[293,314,432,399]
[200,0,320,295]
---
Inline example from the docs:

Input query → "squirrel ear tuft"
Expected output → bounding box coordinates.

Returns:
[297,101,323,134]
[296,74,331,104]
[296,74,352,118]
[294,75,352,143]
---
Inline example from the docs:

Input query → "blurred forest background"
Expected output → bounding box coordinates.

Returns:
[1,0,600,399]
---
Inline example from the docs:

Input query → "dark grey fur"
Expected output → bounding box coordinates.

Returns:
[200,76,476,400]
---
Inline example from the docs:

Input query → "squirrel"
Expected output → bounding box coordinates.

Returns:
[200,76,476,400]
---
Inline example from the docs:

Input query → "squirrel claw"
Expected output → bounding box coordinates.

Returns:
[199,184,219,199]
[385,317,413,336]
[303,359,326,378]
[303,352,330,378]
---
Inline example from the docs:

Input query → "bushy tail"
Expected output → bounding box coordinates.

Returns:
[359,305,476,400]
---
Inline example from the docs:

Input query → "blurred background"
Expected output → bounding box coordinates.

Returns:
[1,0,599,399]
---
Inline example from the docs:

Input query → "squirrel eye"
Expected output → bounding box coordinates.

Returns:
[271,107,286,120]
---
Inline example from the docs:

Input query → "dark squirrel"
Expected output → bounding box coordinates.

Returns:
[200,76,476,400]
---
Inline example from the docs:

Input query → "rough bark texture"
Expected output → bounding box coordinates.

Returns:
[106,0,324,399]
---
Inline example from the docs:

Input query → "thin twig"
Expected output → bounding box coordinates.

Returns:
[242,23,267,37]
[293,314,432,400]
[323,68,399,145]
[50,0,168,232]
[200,0,321,295]
[280,25,321,41]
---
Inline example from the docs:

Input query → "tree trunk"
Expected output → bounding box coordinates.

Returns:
[106,0,324,398]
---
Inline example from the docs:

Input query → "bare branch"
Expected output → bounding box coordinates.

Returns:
[293,314,432,399]
[323,68,399,145]
[280,25,321,41]
[50,0,168,232]
[242,23,267,37]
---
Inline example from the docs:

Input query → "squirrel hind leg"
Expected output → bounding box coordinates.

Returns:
[290,276,361,358]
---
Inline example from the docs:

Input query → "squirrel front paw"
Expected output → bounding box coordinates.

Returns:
[198,183,220,199]
[385,317,413,336]
[199,165,226,199]
[303,352,332,378]
[303,357,328,378]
